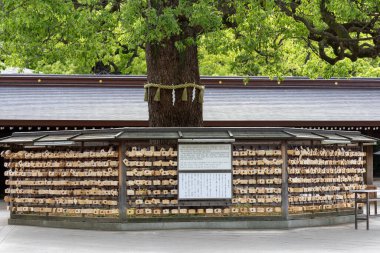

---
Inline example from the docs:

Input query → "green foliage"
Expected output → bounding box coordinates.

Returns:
[199,33,380,78]
[197,0,380,78]
[1,0,139,74]
[119,0,222,46]
[0,0,379,77]
[274,0,380,64]
[198,29,237,76]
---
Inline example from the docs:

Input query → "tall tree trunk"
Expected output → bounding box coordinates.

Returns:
[145,38,203,127]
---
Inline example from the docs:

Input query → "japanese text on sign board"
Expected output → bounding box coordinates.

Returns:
[178,144,231,171]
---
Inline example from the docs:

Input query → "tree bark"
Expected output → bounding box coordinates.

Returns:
[145,38,203,127]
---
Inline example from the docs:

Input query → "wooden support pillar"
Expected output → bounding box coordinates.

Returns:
[281,141,289,220]
[365,145,374,185]
[118,142,127,221]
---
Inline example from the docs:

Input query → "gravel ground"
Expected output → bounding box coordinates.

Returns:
[1,200,380,253]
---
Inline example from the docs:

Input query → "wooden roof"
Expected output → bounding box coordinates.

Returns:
[0,127,377,145]
[1,75,380,127]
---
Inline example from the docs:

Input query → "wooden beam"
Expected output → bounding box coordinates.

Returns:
[1,119,380,128]
[118,142,127,220]
[1,74,380,89]
[281,141,289,220]
[365,145,374,185]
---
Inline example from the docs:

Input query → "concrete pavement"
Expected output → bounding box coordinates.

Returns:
[1,200,380,253]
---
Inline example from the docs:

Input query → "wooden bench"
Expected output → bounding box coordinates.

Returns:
[351,188,380,230]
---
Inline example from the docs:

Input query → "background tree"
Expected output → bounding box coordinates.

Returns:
[275,0,380,64]
[1,0,379,127]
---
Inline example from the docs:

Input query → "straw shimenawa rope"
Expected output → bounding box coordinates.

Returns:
[144,83,205,103]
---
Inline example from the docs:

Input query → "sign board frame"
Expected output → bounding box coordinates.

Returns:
[177,139,233,204]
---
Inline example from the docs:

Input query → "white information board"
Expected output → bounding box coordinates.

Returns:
[178,144,231,171]
[178,173,232,199]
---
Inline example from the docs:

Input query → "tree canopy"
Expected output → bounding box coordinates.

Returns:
[276,0,380,64]
[1,0,379,78]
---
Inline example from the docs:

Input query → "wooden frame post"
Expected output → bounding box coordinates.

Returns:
[365,145,374,185]
[281,141,289,220]
[118,142,127,221]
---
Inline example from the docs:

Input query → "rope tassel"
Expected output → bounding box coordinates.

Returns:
[144,83,205,104]
[199,87,204,104]
[181,87,188,101]
[154,88,161,102]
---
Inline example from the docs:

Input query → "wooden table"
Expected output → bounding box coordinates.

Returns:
[350,189,380,230]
